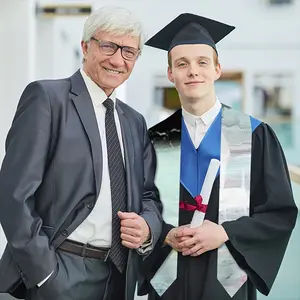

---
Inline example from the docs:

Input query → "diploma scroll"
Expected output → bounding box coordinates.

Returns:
[190,158,220,228]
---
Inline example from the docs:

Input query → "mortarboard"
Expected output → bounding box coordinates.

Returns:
[145,13,235,55]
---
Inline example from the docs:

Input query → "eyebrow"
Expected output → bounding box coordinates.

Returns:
[174,56,211,63]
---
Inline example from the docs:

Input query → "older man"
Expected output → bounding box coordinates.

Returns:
[0,6,162,300]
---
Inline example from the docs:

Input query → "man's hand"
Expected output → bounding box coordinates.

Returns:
[118,212,150,249]
[176,220,229,257]
[164,225,192,252]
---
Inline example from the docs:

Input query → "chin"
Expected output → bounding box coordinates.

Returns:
[102,77,125,89]
[186,92,207,100]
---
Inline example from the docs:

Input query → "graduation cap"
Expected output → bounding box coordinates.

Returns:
[145,13,235,55]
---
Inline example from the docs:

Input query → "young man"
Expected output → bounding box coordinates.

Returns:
[0,6,162,300]
[138,13,298,300]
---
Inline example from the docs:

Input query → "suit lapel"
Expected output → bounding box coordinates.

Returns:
[70,70,102,197]
[116,100,135,212]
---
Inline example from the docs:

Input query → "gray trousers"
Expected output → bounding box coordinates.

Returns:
[25,249,125,300]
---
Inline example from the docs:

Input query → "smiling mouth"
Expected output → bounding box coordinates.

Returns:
[185,81,204,85]
[103,67,124,74]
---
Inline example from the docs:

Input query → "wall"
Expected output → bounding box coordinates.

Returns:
[0,0,36,162]
[35,16,85,80]
[88,0,300,126]
[0,0,37,255]
[36,0,300,124]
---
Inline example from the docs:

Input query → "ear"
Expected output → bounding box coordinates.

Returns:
[168,66,174,83]
[215,63,222,81]
[81,41,89,59]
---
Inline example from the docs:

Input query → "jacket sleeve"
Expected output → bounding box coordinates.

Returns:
[0,81,57,289]
[139,116,163,251]
[137,221,174,295]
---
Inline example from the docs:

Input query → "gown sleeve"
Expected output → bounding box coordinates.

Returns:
[222,122,298,295]
[138,221,174,295]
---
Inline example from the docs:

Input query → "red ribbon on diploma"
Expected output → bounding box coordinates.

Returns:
[179,195,208,213]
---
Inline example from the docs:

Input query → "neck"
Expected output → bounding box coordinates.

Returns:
[181,92,216,117]
[82,65,114,96]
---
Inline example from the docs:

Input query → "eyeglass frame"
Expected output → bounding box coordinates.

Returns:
[90,37,141,61]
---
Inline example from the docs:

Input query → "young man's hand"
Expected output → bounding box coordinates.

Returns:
[176,220,229,256]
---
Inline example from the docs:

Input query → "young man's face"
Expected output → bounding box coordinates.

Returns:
[168,44,221,102]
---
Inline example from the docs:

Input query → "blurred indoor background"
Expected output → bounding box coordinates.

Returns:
[0,0,299,299]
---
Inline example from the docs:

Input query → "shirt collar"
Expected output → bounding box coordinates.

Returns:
[80,68,116,107]
[182,99,222,127]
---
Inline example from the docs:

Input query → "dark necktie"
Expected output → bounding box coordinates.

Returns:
[103,98,127,273]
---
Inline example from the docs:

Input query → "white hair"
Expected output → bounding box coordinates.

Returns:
[82,6,146,51]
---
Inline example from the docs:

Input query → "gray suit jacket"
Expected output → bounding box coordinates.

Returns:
[0,70,163,299]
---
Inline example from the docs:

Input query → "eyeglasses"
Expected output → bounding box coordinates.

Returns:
[90,37,140,61]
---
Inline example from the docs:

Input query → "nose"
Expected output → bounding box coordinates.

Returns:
[109,48,125,68]
[187,63,199,77]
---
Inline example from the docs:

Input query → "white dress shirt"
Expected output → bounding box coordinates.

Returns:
[181,99,230,189]
[67,69,124,247]
[182,100,222,148]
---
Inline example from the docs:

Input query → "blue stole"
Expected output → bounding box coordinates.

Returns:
[180,110,261,199]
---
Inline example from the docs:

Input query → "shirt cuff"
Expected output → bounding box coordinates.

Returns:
[136,234,153,255]
[37,270,54,287]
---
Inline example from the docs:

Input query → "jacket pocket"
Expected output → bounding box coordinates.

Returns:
[0,246,21,292]
[36,260,59,292]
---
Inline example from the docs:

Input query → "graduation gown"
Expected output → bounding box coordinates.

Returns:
[138,108,298,300]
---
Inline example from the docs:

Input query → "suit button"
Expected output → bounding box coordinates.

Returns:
[62,229,68,236]
[86,202,94,209]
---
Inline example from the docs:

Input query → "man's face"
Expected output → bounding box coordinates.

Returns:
[168,44,221,102]
[81,31,140,95]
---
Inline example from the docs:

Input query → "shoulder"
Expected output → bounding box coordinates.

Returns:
[148,109,182,143]
[149,109,181,133]
[222,104,263,133]
[22,77,71,102]
[243,112,282,151]
[37,77,71,96]
[116,99,147,125]
[252,121,281,148]
[24,77,73,111]
[221,105,281,147]
[117,99,141,116]
[116,99,149,139]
